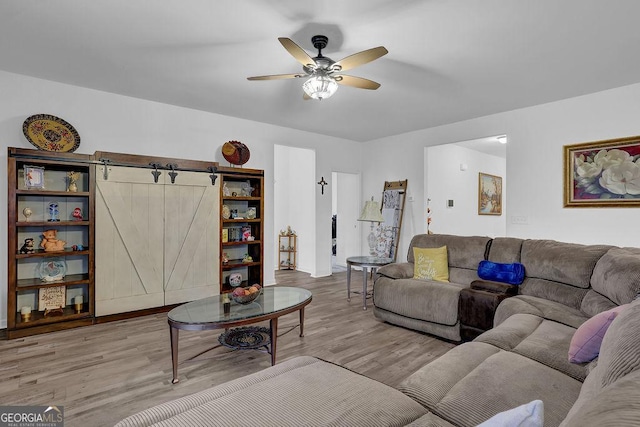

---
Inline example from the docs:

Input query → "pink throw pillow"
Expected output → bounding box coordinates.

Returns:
[568,304,629,363]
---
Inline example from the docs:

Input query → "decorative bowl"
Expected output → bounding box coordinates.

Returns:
[231,286,262,305]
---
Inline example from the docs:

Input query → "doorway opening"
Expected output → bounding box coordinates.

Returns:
[331,171,361,273]
[424,135,507,236]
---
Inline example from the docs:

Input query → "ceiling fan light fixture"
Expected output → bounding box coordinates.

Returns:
[302,74,338,100]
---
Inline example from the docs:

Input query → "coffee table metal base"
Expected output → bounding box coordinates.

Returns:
[218,326,271,349]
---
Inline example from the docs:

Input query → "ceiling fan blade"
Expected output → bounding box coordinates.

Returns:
[335,75,381,90]
[247,73,305,81]
[333,46,388,72]
[278,37,315,67]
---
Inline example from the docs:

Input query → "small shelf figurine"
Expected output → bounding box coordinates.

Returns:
[240,181,254,197]
[48,202,60,222]
[19,238,35,254]
[242,253,253,263]
[67,171,80,192]
[222,253,229,265]
[22,207,33,222]
[72,207,83,221]
[223,182,231,196]
[41,229,66,252]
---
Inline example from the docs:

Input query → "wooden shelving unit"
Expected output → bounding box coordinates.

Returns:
[278,233,297,270]
[219,168,264,293]
[7,147,95,338]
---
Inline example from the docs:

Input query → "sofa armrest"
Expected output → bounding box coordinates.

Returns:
[470,280,518,296]
[377,262,414,279]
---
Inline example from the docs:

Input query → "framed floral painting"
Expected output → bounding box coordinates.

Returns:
[478,173,502,215]
[564,135,640,207]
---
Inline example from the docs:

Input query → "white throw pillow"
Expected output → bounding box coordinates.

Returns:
[476,400,544,427]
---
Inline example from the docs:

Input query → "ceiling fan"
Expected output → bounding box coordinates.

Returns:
[247,35,388,100]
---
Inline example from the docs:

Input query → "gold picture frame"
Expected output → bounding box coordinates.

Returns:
[564,135,640,207]
[478,173,502,215]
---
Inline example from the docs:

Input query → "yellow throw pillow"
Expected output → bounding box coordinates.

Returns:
[413,246,449,282]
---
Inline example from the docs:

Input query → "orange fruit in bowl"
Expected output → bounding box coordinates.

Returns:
[244,290,251,296]
[249,286,258,293]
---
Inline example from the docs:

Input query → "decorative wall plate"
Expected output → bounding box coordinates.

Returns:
[38,258,67,282]
[23,114,81,152]
[221,140,250,165]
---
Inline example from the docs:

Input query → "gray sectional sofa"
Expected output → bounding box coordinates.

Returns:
[117,234,640,427]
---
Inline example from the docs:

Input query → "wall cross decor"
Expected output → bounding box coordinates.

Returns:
[317,176,328,195]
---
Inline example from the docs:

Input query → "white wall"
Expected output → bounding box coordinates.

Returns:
[0,70,363,327]
[273,145,316,274]
[425,144,506,237]
[364,82,640,261]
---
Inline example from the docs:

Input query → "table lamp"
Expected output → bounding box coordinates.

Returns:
[358,197,385,255]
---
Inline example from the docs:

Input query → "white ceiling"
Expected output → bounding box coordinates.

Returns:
[2,1,640,142]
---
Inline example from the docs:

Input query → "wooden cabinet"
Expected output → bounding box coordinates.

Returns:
[278,233,297,270]
[7,149,264,337]
[94,153,220,316]
[7,147,95,338]
[219,170,264,293]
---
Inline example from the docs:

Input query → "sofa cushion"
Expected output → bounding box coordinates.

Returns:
[560,369,640,427]
[115,356,427,427]
[476,313,588,381]
[405,413,457,427]
[568,304,629,364]
[560,299,640,426]
[398,342,582,427]
[590,247,640,306]
[414,246,449,282]
[520,240,611,289]
[487,237,525,263]
[377,262,414,279]
[407,234,491,270]
[494,295,590,329]
[579,290,618,318]
[374,277,465,326]
[597,298,640,387]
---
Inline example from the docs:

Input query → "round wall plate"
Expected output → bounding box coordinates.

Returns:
[23,114,81,152]
[222,140,250,165]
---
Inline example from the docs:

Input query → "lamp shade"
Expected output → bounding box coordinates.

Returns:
[358,198,384,222]
[303,75,338,100]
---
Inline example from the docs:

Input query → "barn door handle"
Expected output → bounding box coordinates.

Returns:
[149,163,162,183]
[166,163,178,184]
[99,158,112,180]
[207,166,218,185]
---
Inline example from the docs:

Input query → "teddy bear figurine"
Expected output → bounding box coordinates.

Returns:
[41,229,66,252]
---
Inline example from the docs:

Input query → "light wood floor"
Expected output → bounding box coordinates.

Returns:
[0,270,456,427]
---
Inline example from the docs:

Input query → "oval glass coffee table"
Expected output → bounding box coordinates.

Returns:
[168,286,312,383]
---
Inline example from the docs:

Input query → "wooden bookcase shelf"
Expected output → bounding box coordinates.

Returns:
[219,169,264,293]
[7,147,95,339]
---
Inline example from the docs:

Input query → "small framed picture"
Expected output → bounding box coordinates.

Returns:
[24,166,45,189]
[478,172,503,215]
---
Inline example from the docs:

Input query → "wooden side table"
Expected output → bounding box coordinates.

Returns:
[346,256,393,310]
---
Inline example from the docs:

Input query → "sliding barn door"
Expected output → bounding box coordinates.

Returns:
[95,166,165,316]
[163,170,219,304]
[95,166,220,316]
